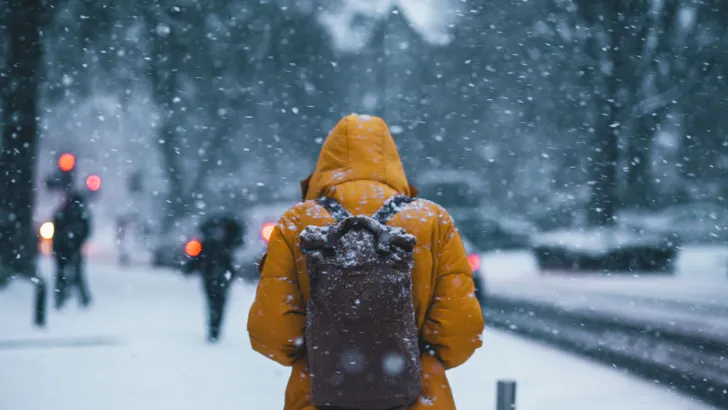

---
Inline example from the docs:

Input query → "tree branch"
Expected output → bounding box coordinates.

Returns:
[630,30,727,120]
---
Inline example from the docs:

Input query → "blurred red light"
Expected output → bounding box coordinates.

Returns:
[185,240,202,257]
[467,253,481,272]
[58,153,76,172]
[86,175,101,191]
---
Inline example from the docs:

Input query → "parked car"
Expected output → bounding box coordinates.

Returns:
[618,202,728,245]
[415,170,537,252]
[150,201,296,276]
[525,187,590,230]
[454,208,537,252]
[151,213,206,269]
[461,235,486,305]
[414,169,485,210]
[531,227,679,273]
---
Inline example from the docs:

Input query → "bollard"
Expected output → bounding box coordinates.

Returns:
[31,276,47,327]
[496,380,517,410]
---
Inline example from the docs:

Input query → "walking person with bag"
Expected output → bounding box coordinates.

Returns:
[185,213,244,342]
[248,114,484,409]
[52,191,92,309]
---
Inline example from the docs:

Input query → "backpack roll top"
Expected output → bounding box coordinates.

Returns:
[300,215,416,259]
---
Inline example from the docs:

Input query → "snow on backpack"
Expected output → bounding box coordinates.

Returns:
[299,195,422,409]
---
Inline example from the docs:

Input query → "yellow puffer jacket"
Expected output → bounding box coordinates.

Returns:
[248,114,484,409]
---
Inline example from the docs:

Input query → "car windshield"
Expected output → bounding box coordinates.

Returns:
[450,213,498,250]
[160,217,199,243]
[417,182,482,209]
[241,203,293,245]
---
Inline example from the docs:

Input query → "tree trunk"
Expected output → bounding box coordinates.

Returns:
[625,115,656,209]
[157,120,186,230]
[0,0,43,276]
[587,103,620,226]
[146,8,187,232]
[587,1,622,226]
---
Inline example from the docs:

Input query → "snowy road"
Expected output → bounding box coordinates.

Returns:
[0,259,714,410]
[480,246,728,338]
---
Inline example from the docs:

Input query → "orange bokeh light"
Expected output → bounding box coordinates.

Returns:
[260,222,275,242]
[185,240,202,257]
[58,153,76,172]
[86,174,101,191]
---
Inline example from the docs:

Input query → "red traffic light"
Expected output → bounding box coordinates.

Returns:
[58,153,76,172]
[86,174,101,191]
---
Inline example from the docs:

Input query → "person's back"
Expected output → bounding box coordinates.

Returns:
[248,114,484,410]
[192,213,243,342]
[52,193,91,255]
[197,214,243,274]
[52,192,92,308]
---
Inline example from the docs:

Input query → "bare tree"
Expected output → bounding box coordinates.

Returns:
[145,3,189,230]
[573,0,726,220]
[0,0,44,275]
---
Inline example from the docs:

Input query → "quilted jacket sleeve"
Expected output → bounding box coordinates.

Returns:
[421,212,485,370]
[247,224,306,366]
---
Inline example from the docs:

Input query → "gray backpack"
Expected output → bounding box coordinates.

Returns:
[299,195,422,409]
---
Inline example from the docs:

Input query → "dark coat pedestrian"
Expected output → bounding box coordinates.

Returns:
[186,214,244,342]
[52,192,92,309]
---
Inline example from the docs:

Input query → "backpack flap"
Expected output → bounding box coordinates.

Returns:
[300,225,335,266]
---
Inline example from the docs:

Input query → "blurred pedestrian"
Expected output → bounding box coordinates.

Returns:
[52,191,92,309]
[185,213,243,343]
[115,215,131,266]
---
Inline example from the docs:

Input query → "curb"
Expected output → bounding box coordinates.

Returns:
[484,294,728,409]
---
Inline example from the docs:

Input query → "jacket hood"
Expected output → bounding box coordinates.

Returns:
[301,114,417,201]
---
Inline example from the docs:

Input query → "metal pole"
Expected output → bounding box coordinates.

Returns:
[496,380,517,410]
[31,276,46,327]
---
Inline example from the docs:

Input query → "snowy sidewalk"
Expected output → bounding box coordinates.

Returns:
[0,259,712,410]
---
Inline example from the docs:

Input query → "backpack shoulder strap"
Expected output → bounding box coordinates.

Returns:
[316,197,352,223]
[373,195,415,225]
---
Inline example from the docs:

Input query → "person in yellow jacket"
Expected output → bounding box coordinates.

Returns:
[248,114,485,409]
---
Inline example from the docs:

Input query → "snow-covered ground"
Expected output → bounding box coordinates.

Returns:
[0,258,714,410]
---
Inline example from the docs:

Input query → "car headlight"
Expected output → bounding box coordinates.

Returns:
[260,222,275,242]
[467,253,481,272]
[185,240,202,257]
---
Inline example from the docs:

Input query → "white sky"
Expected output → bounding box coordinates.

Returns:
[319,0,459,52]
